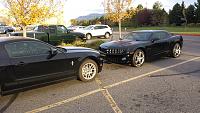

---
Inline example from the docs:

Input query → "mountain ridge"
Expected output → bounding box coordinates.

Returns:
[76,13,104,21]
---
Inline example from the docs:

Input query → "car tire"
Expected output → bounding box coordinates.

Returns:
[86,34,92,40]
[104,32,110,39]
[171,43,181,58]
[131,49,145,67]
[79,59,98,82]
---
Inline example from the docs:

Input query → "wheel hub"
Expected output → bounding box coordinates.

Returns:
[82,63,96,80]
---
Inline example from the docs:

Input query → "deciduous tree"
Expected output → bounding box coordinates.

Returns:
[104,0,132,39]
[3,0,64,37]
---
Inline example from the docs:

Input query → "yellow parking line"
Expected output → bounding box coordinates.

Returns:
[26,89,102,113]
[96,78,122,113]
[26,57,200,113]
[105,57,200,89]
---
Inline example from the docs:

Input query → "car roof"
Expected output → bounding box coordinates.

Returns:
[133,30,168,33]
[90,25,109,26]
[0,36,38,44]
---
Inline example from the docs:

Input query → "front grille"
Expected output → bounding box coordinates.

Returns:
[99,47,125,55]
[105,55,129,64]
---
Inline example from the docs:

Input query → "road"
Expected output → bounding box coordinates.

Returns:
[0,33,200,113]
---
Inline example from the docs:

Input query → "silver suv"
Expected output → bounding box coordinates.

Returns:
[76,25,112,40]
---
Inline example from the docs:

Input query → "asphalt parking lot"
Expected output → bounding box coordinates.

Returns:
[0,33,200,113]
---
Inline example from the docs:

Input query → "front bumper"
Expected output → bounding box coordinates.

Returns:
[100,51,131,64]
[98,57,104,72]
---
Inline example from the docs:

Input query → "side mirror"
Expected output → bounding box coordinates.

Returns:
[66,29,70,33]
[151,38,159,43]
[47,48,58,59]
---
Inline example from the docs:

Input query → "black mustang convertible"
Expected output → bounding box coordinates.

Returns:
[0,37,103,95]
[99,30,183,67]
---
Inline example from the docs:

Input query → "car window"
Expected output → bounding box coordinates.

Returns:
[5,41,51,58]
[99,26,108,29]
[123,32,152,41]
[152,32,169,40]
[49,26,56,34]
[57,25,66,33]
[159,32,169,39]
[94,26,101,30]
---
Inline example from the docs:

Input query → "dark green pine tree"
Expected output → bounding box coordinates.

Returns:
[195,0,200,23]
[186,5,196,23]
[169,3,183,25]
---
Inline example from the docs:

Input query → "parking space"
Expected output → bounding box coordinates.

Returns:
[0,34,200,113]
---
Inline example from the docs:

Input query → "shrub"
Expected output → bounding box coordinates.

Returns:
[59,40,105,50]
[196,23,200,27]
[59,40,86,47]
[86,40,105,50]
[187,23,196,27]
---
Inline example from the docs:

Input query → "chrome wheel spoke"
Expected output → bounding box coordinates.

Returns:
[82,63,97,80]
[173,44,181,57]
[133,50,145,66]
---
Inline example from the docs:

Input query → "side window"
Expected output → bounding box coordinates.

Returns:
[57,26,66,33]
[152,32,169,40]
[49,26,56,34]
[5,42,30,58]
[5,41,51,58]
[159,32,169,39]
[152,32,160,40]
[93,26,99,30]
[100,26,108,29]
[27,41,51,56]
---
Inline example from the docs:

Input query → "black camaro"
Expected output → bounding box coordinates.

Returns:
[0,37,103,95]
[99,30,183,67]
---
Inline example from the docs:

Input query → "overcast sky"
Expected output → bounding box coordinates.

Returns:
[64,0,197,22]
[0,0,197,25]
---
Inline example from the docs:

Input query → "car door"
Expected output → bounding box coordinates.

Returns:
[56,25,75,43]
[92,26,101,36]
[4,41,75,90]
[149,32,169,56]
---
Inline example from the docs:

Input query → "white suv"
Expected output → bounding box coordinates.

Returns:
[75,25,112,40]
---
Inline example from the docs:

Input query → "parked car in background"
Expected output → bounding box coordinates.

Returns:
[99,30,183,67]
[75,25,112,40]
[67,26,86,32]
[0,37,103,95]
[10,25,85,45]
[0,25,15,34]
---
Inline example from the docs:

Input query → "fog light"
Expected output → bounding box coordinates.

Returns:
[122,57,126,61]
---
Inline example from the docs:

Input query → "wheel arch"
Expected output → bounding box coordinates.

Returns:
[134,47,146,56]
[78,56,102,73]
[86,33,92,37]
[86,56,102,72]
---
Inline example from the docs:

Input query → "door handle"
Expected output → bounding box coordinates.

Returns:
[16,62,25,66]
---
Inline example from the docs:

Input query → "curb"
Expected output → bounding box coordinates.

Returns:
[174,33,200,37]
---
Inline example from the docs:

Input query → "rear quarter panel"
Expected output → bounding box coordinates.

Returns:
[168,35,183,49]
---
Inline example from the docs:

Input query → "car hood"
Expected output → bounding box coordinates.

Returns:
[60,46,99,53]
[100,40,147,49]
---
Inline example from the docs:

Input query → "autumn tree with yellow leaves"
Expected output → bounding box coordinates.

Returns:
[104,0,132,39]
[3,0,64,37]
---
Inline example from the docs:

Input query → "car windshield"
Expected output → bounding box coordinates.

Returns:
[123,32,152,41]
[84,26,93,30]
